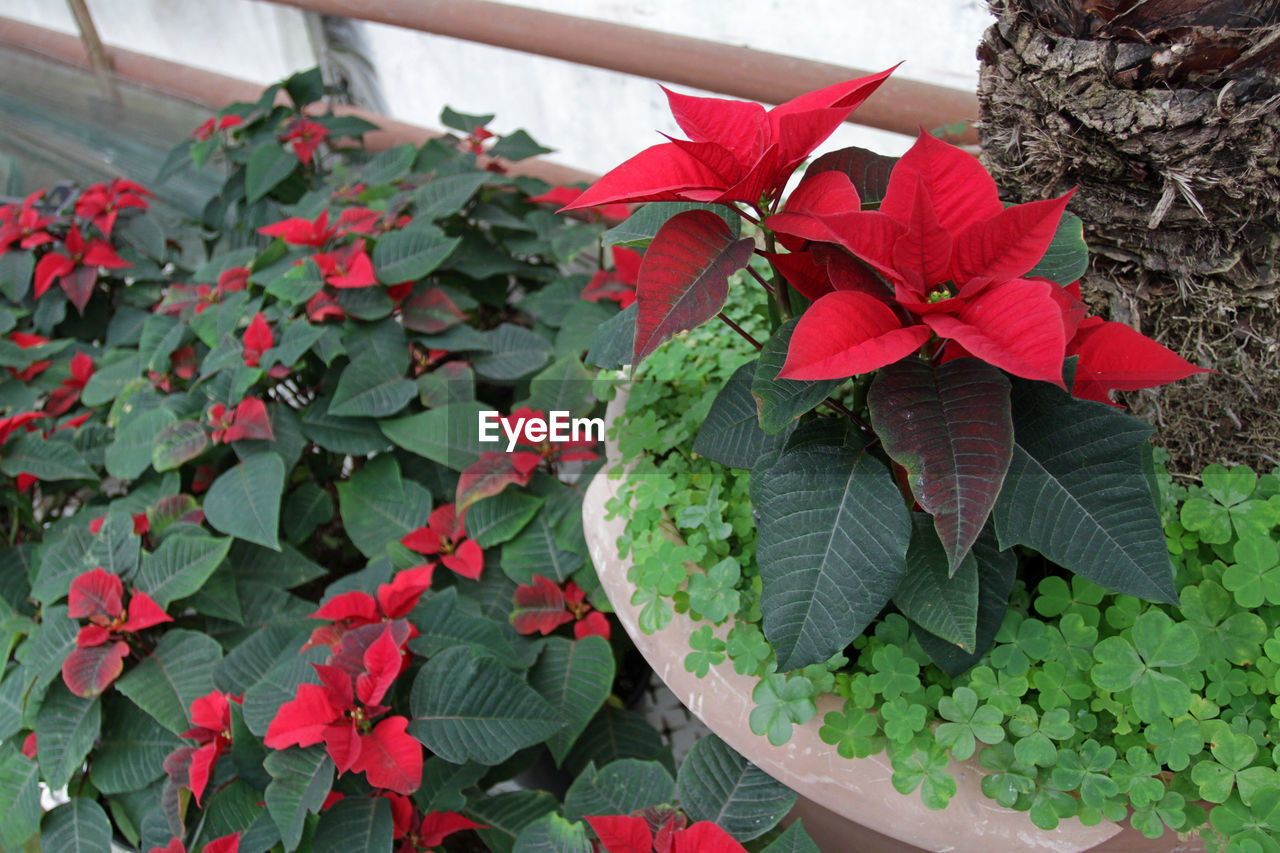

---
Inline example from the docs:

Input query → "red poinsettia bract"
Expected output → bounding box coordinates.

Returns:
[511,576,611,639]
[564,68,895,211]
[527,185,630,222]
[164,690,241,805]
[45,351,94,417]
[32,224,130,311]
[192,113,244,141]
[586,815,748,853]
[497,406,600,477]
[400,504,484,580]
[582,246,642,309]
[312,238,377,289]
[382,792,485,853]
[62,568,172,698]
[259,210,336,247]
[280,117,329,166]
[304,564,435,650]
[148,832,241,853]
[242,312,272,367]
[74,178,151,237]
[265,623,422,794]
[207,397,274,444]
[0,192,56,254]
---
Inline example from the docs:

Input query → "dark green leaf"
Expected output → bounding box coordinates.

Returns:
[34,682,99,789]
[752,319,842,434]
[527,636,614,764]
[372,226,461,284]
[585,302,635,370]
[329,355,416,418]
[893,513,980,651]
[563,759,675,821]
[204,453,286,550]
[382,401,488,470]
[466,491,545,548]
[1028,213,1088,286]
[40,798,111,853]
[603,202,740,249]
[265,746,333,852]
[336,455,433,558]
[136,534,232,608]
[151,420,209,472]
[694,362,794,469]
[511,813,592,853]
[0,744,40,850]
[246,144,298,204]
[91,696,181,794]
[675,736,796,841]
[473,324,553,381]
[490,130,553,162]
[314,796,393,853]
[114,629,222,734]
[359,143,416,186]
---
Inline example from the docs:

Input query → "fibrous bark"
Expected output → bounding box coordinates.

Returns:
[977,0,1280,470]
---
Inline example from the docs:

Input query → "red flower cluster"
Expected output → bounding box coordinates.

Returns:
[148,832,240,853]
[45,351,94,416]
[192,113,243,141]
[207,397,274,444]
[527,184,631,222]
[587,815,748,853]
[400,504,484,580]
[380,793,485,853]
[510,575,610,640]
[264,622,422,794]
[304,565,435,650]
[497,406,600,477]
[280,117,329,166]
[61,568,172,698]
[74,178,151,237]
[0,191,56,253]
[165,691,241,805]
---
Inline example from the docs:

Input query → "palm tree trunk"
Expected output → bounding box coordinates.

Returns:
[977,0,1280,471]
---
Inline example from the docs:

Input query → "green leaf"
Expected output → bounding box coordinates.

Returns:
[136,534,232,608]
[527,636,614,764]
[754,431,911,669]
[603,201,740,249]
[751,319,842,434]
[869,358,1012,573]
[283,66,325,106]
[441,106,494,133]
[382,401,488,470]
[749,673,817,747]
[359,143,415,185]
[563,759,674,822]
[466,491,545,548]
[1027,212,1088,286]
[992,378,1175,603]
[34,681,100,789]
[414,173,491,221]
[512,813,591,853]
[301,398,389,455]
[202,779,282,852]
[246,144,298,204]
[502,506,586,583]
[0,431,95,481]
[466,790,557,853]
[314,796,393,853]
[562,706,671,777]
[0,744,41,849]
[523,355,597,418]
[676,735,797,840]
[473,324,554,381]
[490,129,553,162]
[204,453,285,550]
[372,226,461,284]
[91,696,182,794]
[892,513,980,651]
[265,747,334,852]
[329,355,416,418]
[336,455,433,558]
[584,302,635,370]
[408,646,564,765]
[760,821,822,853]
[106,407,178,480]
[151,420,209,472]
[40,798,111,853]
[694,362,794,469]
[114,629,222,734]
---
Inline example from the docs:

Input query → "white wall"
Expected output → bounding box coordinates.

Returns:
[0,0,992,173]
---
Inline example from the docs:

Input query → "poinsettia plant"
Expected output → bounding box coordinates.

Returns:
[582,69,1207,674]
[0,67,826,853]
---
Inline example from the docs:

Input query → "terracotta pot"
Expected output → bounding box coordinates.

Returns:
[583,390,1203,853]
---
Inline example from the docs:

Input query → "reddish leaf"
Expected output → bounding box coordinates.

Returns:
[419,811,486,847]
[804,145,898,205]
[671,822,748,853]
[377,565,435,619]
[121,590,173,633]
[778,291,931,380]
[188,691,232,735]
[892,181,952,292]
[1068,317,1210,403]
[356,624,403,706]
[352,716,422,794]
[263,683,341,749]
[950,192,1074,290]
[586,815,653,853]
[922,279,1066,385]
[259,211,333,247]
[221,397,274,443]
[312,590,380,624]
[61,266,99,315]
[62,640,129,698]
[68,568,124,621]
[879,132,1005,234]
[242,313,272,367]
[329,621,412,683]
[323,719,362,775]
[565,143,734,209]
[187,741,220,805]
[868,358,1013,573]
[147,839,186,853]
[400,527,442,555]
[76,624,113,648]
[510,575,574,635]
[456,452,530,512]
[201,833,241,853]
[633,210,754,365]
[441,539,483,580]
[574,611,612,641]
[401,287,467,334]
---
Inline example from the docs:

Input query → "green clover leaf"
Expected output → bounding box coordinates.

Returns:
[1209,789,1280,846]
[684,624,726,677]
[979,742,1037,807]
[1034,575,1105,620]
[1092,610,1199,722]
[1180,580,1268,666]
[891,742,956,810]
[749,673,817,746]
[1191,727,1259,803]
[966,665,1028,716]
[1009,705,1075,767]
[675,481,734,540]
[819,703,883,759]
[935,686,1005,761]
[1222,535,1280,609]
[881,697,929,744]
[686,557,741,624]
[725,621,772,677]
[1143,717,1205,772]
[1130,791,1188,839]
[1112,745,1165,809]
[1050,740,1119,808]
[868,645,921,701]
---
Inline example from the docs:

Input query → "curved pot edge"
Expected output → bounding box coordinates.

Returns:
[584,388,1122,853]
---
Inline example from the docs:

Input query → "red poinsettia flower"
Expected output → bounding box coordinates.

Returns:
[264,623,422,794]
[330,181,367,203]
[75,178,152,237]
[32,223,130,311]
[400,504,483,580]
[280,117,329,167]
[586,816,747,853]
[527,185,631,222]
[0,410,46,450]
[582,246,642,309]
[305,289,346,323]
[207,397,274,444]
[1066,315,1208,404]
[304,564,435,650]
[259,210,336,247]
[44,351,94,416]
[217,265,250,295]
[312,239,377,288]
[380,793,486,853]
[0,192,57,254]
[192,113,244,141]
[164,691,242,805]
[88,512,149,536]
[21,732,37,759]
[769,133,1078,384]
[7,331,53,382]
[335,206,411,237]
[148,832,241,853]
[510,576,611,638]
[498,407,600,476]
[62,567,172,697]
[242,312,272,367]
[565,68,895,212]
[148,345,197,392]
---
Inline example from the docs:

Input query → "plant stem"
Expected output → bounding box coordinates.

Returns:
[762,230,793,320]
[744,263,775,296]
[716,313,762,350]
